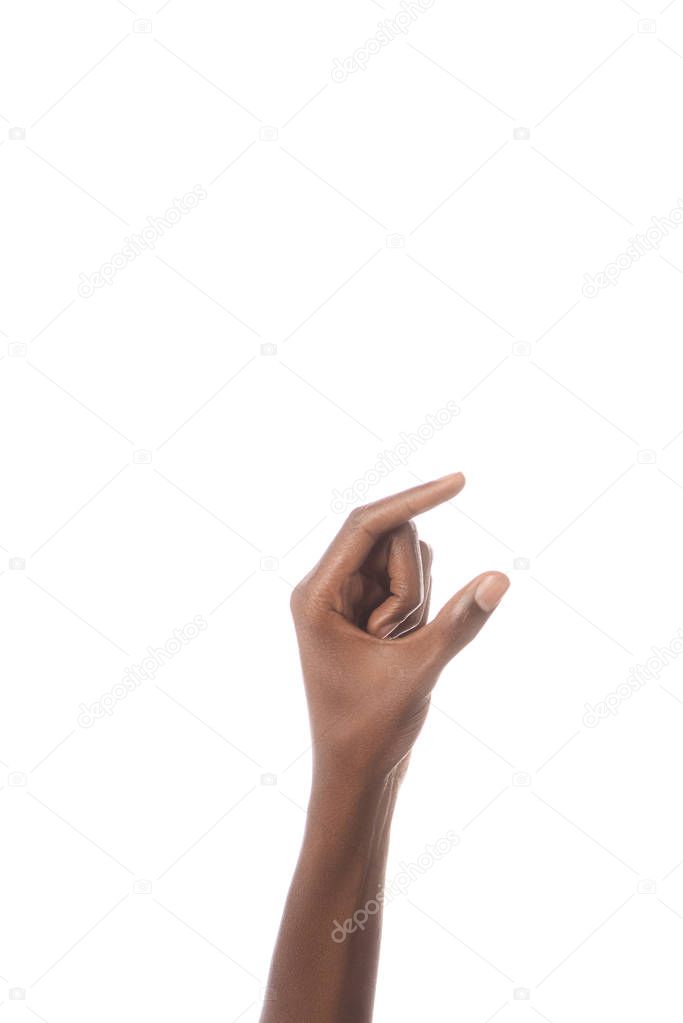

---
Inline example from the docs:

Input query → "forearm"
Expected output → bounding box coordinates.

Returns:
[260,768,401,1023]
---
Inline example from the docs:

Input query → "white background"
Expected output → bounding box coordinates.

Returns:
[2,1,683,1021]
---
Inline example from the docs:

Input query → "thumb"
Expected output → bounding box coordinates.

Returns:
[415,571,510,672]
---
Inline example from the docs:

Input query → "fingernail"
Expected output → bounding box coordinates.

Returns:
[377,622,395,639]
[474,574,510,613]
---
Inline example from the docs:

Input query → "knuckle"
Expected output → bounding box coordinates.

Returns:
[289,573,327,620]
[391,521,416,546]
[289,581,309,614]
[347,504,370,526]
[346,503,378,541]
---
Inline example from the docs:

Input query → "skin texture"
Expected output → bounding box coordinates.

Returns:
[259,473,510,1023]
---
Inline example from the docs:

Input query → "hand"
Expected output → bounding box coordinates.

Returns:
[290,473,510,786]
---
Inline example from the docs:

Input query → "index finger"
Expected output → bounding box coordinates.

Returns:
[317,473,465,587]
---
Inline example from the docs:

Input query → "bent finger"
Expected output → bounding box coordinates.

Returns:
[366,524,424,638]
[388,541,432,638]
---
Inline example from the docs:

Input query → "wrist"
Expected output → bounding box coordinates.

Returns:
[306,767,399,840]
[312,756,403,802]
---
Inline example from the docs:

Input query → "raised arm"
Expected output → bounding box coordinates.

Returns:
[260,473,510,1023]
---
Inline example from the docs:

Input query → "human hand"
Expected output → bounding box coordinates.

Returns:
[290,473,510,787]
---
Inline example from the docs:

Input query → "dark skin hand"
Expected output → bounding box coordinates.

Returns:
[260,473,510,1023]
